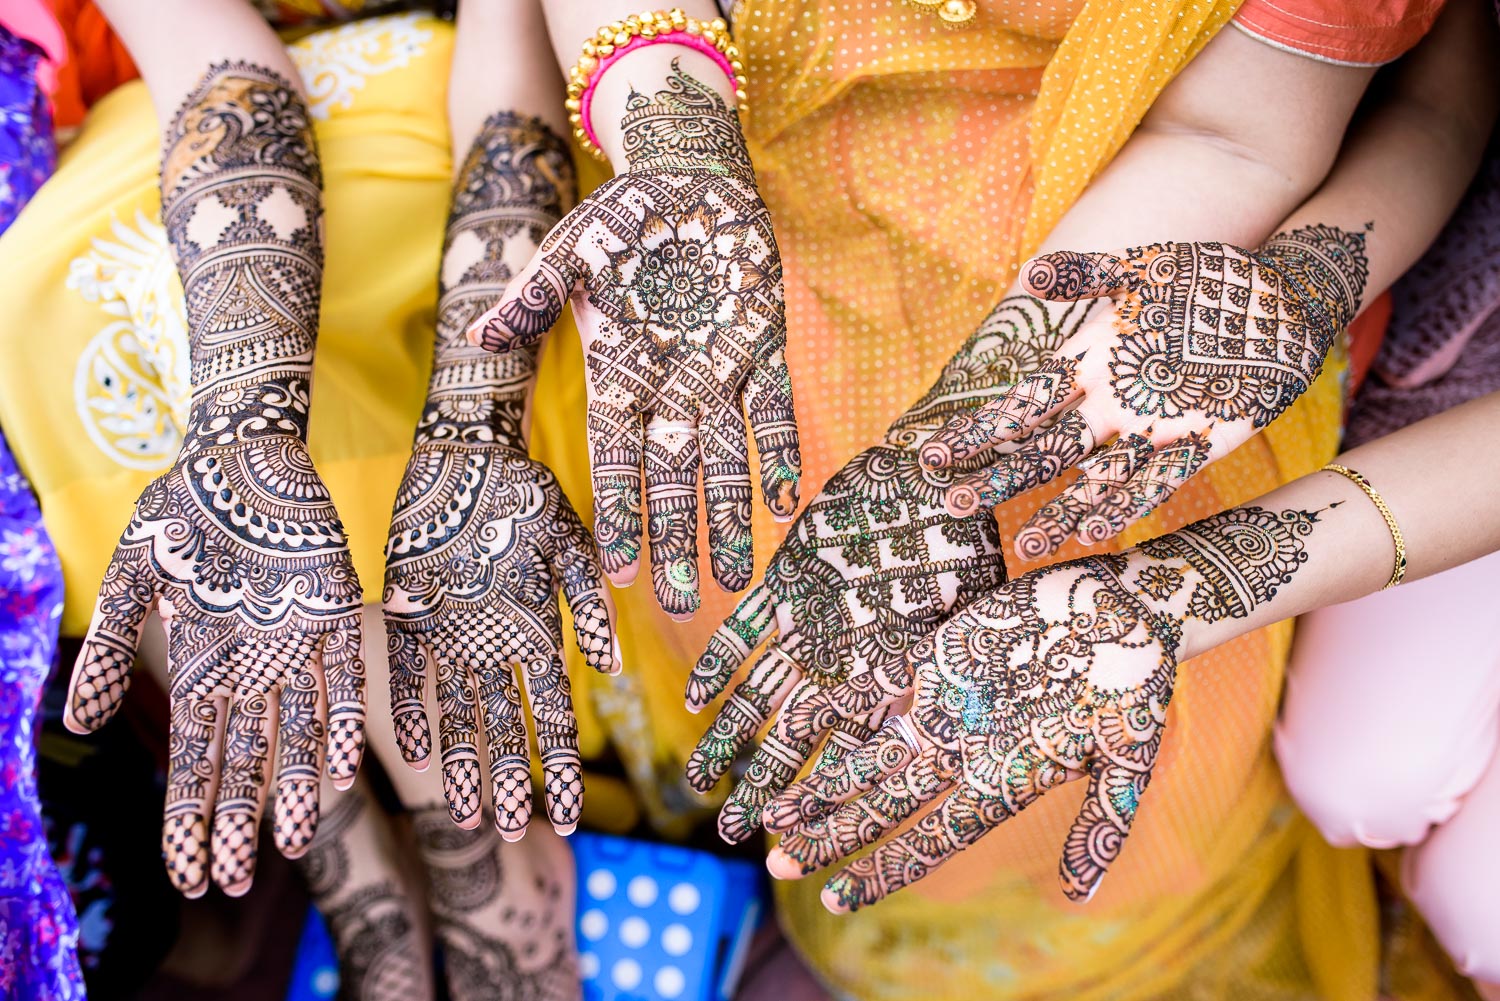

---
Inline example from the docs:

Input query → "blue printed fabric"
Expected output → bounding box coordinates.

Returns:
[0,24,86,1001]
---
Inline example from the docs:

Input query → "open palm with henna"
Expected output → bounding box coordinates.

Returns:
[65,63,365,899]
[922,227,1369,561]
[679,293,1122,843]
[683,444,1009,844]
[467,62,800,620]
[765,503,1329,911]
[383,112,618,840]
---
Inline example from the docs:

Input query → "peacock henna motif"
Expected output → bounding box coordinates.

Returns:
[66,62,365,899]
[468,63,800,618]
[926,226,1369,559]
[770,504,1329,910]
[383,112,615,838]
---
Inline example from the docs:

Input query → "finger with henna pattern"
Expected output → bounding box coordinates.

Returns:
[1020,249,1134,302]
[384,624,433,770]
[321,615,366,789]
[466,240,582,352]
[163,694,225,899]
[435,661,484,830]
[67,547,155,734]
[944,410,1097,517]
[273,664,327,859]
[920,354,1084,469]
[685,644,803,794]
[474,659,530,839]
[745,342,802,520]
[644,417,703,618]
[551,502,621,676]
[685,584,779,711]
[767,746,958,879]
[699,405,756,592]
[212,689,278,895]
[763,715,922,833]
[523,654,584,836]
[1012,432,1153,561]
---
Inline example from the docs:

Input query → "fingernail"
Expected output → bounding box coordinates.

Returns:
[554,822,577,837]
[820,884,852,914]
[500,828,526,843]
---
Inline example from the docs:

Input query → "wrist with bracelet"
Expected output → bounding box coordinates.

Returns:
[565,9,749,162]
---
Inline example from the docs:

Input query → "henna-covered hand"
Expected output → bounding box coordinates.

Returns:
[467,61,800,620]
[384,113,618,840]
[923,227,1370,560]
[681,296,1109,844]
[766,504,1330,911]
[64,64,364,898]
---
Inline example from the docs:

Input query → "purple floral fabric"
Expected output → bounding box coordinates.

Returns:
[0,24,86,1001]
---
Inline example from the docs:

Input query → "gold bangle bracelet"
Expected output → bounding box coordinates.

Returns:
[565,9,749,163]
[1323,463,1407,589]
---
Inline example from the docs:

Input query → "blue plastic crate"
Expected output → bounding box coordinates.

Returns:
[572,833,765,1001]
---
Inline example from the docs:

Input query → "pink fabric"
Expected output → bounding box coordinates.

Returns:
[579,30,739,152]
[1277,551,1500,978]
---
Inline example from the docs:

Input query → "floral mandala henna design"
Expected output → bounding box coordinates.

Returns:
[469,62,801,618]
[384,113,614,837]
[67,63,364,899]
[414,808,579,1001]
[769,504,1329,910]
[925,226,1368,560]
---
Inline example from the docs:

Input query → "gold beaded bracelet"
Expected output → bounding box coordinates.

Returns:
[566,9,749,162]
[1323,463,1408,589]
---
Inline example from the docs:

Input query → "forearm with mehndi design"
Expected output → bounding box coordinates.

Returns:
[418,112,576,449]
[68,62,366,899]
[384,113,614,837]
[770,501,1333,910]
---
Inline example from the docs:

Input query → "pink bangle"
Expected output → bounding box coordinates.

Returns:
[565,11,749,163]
[579,32,738,156]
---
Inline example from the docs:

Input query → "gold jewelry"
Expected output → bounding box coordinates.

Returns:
[1323,463,1407,589]
[903,0,978,27]
[565,10,749,162]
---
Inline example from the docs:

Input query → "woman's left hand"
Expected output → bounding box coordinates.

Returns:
[763,554,1178,910]
[920,227,1369,561]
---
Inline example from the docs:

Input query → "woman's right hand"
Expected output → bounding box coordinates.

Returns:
[467,61,800,621]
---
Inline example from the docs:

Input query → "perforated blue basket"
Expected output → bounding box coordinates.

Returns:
[573,832,765,1001]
